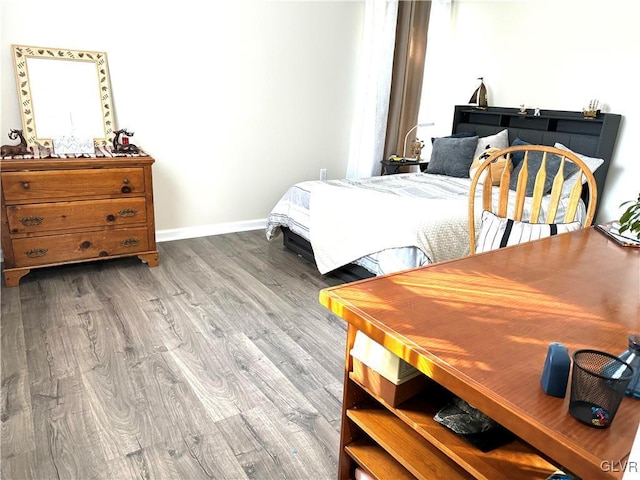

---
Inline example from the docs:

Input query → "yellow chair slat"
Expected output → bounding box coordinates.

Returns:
[468,145,597,255]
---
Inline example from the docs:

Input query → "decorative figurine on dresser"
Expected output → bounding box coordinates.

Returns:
[0,128,30,157]
[0,45,159,287]
[112,128,140,154]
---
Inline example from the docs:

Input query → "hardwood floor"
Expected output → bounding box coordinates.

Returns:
[1,230,347,479]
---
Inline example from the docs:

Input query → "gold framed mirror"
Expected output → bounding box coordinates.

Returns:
[12,45,115,148]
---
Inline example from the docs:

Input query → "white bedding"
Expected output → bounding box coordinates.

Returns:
[265,172,584,276]
[309,182,471,274]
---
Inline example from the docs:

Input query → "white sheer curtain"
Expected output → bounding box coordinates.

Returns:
[346,0,399,179]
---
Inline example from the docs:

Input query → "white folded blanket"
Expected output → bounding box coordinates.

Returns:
[309,182,471,274]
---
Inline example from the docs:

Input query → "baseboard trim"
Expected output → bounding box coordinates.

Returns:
[156,218,267,243]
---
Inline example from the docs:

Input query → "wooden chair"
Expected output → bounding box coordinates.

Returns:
[468,145,597,255]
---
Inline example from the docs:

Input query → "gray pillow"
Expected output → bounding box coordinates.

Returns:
[509,149,579,196]
[427,136,479,178]
[430,131,476,144]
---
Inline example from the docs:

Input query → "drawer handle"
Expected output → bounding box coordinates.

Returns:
[121,178,132,193]
[22,182,30,189]
[20,216,43,226]
[106,214,116,222]
[80,241,92,249]
[118,208,138,217]
[25,248,47,258]
[121,238,140,248]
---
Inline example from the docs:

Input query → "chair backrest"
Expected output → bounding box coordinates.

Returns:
[468,145,597,255]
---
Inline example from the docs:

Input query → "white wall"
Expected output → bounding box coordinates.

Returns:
[0,0,364,238]
[3,0,637,237]
[421,0,640,223]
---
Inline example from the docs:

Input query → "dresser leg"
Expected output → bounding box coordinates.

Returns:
[3,268,31,287]
[138,252,159,267]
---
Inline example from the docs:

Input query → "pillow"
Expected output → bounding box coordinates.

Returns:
[473,129,509,159]
[431,131,476,144]
[509,145,579,196]
[469,147,512,185]
[476,210,581,253]
[554,143,604,173]
[554,142,604,196]
[509,137,530,168]
[427,135,479,178]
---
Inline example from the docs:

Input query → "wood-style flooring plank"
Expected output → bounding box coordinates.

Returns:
[214,413,285,480]
[239,404,337,479]
[1,229,347,479]
[0,451,39,480]
[1,286,35,458]
[30,375,110,479]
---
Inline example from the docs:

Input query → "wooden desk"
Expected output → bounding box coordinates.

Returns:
[320,227,640,479]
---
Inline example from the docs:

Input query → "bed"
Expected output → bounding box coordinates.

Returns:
[266,105,621,281]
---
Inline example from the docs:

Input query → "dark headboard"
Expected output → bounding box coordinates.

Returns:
[452,105,621,220]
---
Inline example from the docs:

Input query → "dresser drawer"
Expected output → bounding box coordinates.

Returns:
[6,198,148,234]
[1,168,145,202]
[11,227,150,267]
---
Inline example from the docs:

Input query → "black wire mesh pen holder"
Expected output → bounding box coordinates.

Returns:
[569,349,634,428]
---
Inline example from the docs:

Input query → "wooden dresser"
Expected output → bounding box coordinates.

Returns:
[0,156,158,287]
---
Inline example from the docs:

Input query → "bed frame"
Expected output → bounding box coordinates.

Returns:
[282,227,376,282]
[283,105,622,282]
[452,105,621,218]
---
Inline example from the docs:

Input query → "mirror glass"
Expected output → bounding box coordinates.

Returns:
[12,45,115,148]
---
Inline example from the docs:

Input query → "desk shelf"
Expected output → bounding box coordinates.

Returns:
[340,351,561,480]
[347,406,471,479]
[345,439,415,480]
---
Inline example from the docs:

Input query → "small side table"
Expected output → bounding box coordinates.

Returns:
[380,158,429,175]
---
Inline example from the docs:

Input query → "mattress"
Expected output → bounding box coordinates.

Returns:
[266,172,584,276]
